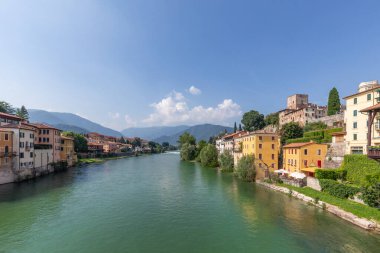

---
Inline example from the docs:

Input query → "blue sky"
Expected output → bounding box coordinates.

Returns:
[1,0,380,131]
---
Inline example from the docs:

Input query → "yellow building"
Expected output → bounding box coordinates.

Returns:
[60,136,77,167]
[283,142,328,177]
[240,130,279,179]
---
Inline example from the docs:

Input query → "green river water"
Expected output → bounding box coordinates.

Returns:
[0,153,379,253]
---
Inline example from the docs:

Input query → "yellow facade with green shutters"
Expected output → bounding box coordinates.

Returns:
[240,131,279,179]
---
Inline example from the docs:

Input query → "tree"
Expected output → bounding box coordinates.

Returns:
[131,138,142,148]
[234,122,237,133]
[238,124,242,131]
[119,137,127,144]
[328,87,341,116]
[178,132,196,148]
[62,131,88,152]
[180,143,197,161]
[0,101,15,114]
[17,105,29,120]
[264,112,279,126]
[303,122,327,132]
[199,144,219,167]
[280,122,303,145]
[162,142,170,150]
[235,155,256,182]
[241,110,265,131]
[219,151,234,172]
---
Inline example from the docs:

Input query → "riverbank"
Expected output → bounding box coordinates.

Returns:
[257,181,380,233]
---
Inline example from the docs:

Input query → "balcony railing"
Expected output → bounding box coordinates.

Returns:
[368,147,380,159]
[0,152,17,158]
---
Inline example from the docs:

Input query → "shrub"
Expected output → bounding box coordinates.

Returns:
[219,151,234,172]
[361,183,380,208]
[199,144,219,167]
[180,143,197,161]
[235,155,256,182]
[319,179,360,199]
[315,168,347,181]
[269,172,283,184]
[342,155,380,186]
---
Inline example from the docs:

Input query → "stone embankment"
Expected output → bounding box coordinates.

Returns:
[257,181,380,234]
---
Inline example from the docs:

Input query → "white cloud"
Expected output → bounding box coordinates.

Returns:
[188,86,202,95]
[108,112,120,119]
[143,91,241,126]
[124,114,137,128]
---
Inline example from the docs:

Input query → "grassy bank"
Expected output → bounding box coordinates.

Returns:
[277,184,380,223]
[78,155,133,165]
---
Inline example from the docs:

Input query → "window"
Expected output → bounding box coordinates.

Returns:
[20,152,24,158]
[39,137,42,142]
[259,154,262,159]
[295,149,297,155]
[271,136,275,141]
[353,110,358,117]
[5,133,8,141]
[271,164,275,168]
[353,122,357,129]
[353,134,357,141]
[30,152,33,158]
[259,136,262,141]
[304,149,308,155]
[259,163,262,168]
[351,146,363,154]
[47,138,50,142]
[272,154,275,160]
[367,94,372,101]
[259,144,262,149]
[317,149,321,155]
[304,160,308,167]
[20,142,24,148]
[353,98,358,104]
[295,160,297,166]
[271,144,275,149]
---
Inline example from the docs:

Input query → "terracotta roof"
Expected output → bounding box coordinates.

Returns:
[1,123,36,131]
[0,128,13,132]
[60,135,74,141]
[360,103,380,113]
[0,112,23,121]
[29,123,60,130]
[331,131,346,136]
[283,142,314,148]
[343,85,380,100]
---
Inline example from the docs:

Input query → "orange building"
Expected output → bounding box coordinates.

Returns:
[30,123,62,163]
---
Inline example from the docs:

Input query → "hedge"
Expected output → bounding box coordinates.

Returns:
[342,155,380,186]
[319,179,360,199]
[315,168,347,181]
[286,127,343,144]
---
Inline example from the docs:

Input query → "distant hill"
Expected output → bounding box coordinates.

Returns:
[121,125,190,140]
[29,109,122,137]
[52,124,89,134]
[153,124,233,145]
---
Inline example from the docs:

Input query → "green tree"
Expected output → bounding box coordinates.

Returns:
[264,112,279,126]
[241,110,265,131]
[178,132,196,148]
[219,151,234,172]
[16,105,29,120]
[62,131,88,152]
[280,122,303,145]
[131,138,142,148]
[303,122,327,132]
[328,87,341,116]
[235,155,256,182]
[180,143,197,161]
[199,144,219,167]
[162,142,170,150]
[0,101,15,114]
[234,122,237,133]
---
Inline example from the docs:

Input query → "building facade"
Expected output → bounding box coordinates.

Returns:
[279,94,327,128]
[0,129,16,184]
[283,142,328,177]
[60,135,77,167]
[31,124,62,163]
[343,80,380,155]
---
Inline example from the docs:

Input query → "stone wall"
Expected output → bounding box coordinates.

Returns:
[308,114,344,128]
[325,142,346,168]
[307,177,321,191]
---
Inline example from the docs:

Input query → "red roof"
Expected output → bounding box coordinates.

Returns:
[283,142,315,148]
[360,103,380,113]
[1,123,36,131]
[29,123,60,130]
[0,112,23,121]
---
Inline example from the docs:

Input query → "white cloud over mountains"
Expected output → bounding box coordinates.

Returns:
[143,91,241,126]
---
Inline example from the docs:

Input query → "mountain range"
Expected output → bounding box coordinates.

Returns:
[28,109,233,145]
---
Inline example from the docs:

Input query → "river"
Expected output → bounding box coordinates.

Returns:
[0,153,379,253]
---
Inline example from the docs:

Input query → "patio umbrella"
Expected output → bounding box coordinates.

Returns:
[274,169,289,174]
[290,172,306,179]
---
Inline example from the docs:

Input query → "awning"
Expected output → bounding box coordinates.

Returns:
[301,167,318,173]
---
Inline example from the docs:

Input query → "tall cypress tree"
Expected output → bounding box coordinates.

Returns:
[234,122,237,133]
[327,87,341,116]
[239,124,242,131]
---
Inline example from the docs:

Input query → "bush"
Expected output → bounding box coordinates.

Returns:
[269,172,283,184]
[219,151,234,172]
[199,144,219,167]
[342,155,380,186]
[315,168,347,181]
[180,143,197,161]
[319,179,360,199]
[235,155,256,182]
[361,183,380,208]
[286,127,343,144]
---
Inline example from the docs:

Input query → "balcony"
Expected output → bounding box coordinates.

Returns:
[368,147,380,159]
[0,152,17,158]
